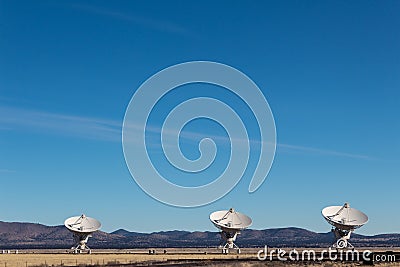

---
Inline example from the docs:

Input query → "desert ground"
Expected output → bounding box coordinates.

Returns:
[0,248,399,267]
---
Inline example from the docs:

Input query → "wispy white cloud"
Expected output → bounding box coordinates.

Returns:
[0,105,374,160]
[68,3,199,38]
[0,169,16,173]
[276,143,374,160]
[140,124,375,160]
[0,106,121,142]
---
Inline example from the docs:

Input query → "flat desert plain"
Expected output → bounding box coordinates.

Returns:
[0,248,399,267]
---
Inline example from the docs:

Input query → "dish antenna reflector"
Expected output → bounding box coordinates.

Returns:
[322,203,368,249]
[64,214,101,253]
[210,208,252,254]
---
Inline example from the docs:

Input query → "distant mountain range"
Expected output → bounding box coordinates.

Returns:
[1,221,399,249]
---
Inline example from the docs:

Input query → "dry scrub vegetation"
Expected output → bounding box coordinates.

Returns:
[0,253,399,267]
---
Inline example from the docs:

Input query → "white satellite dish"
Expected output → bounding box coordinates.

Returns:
[210,208,252,254]
[64,214,101,253]
[322,203,368,249]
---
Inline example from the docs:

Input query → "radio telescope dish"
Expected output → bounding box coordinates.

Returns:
[64,214,101,253]
[322,203,368,249]
[210,208,252,254]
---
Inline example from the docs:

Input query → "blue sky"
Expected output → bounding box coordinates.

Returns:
[0,1,399,236]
